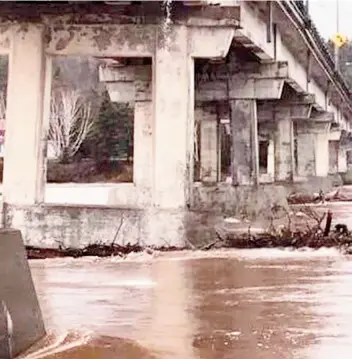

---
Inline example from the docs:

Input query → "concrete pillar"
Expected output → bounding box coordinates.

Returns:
[3,25,47,205]
[315,132,329,176]
[275,117,294,181]
[267,138,275,180]
[153,26,194,208]
[134,101,153,201]
[328,140,339,173]
[338,146,347,173]
[198,105,218,183]
[296,132,316,176]
[230,99,259,185]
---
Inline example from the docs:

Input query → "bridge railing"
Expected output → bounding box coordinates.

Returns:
[283,0,351,98]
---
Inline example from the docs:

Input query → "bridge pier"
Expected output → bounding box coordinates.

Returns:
[197,104,219,183]
[1,1,352,246]
[3,25,49,206]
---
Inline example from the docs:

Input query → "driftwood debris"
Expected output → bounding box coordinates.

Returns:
[224,206,352,252]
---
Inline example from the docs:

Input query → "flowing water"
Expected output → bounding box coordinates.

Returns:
[19,246,352,359]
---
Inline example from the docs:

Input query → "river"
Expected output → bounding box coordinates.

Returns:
[17,247,352,359]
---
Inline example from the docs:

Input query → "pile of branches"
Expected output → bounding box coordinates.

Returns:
[223,204,352,251]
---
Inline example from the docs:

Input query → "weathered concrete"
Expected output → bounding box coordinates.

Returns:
[275,117,294,181]
[296,132,315,177]
[3,203,226,249]
[133,99,153,203]
[3,25,49,205]
[230,99,258,185]
[315,132,330,177]
[192,182,289,219]
[338,147,348,173]
[197,105,218,182]
[0,229,45,356]
[153,26,193,209]
[329,140,339,174]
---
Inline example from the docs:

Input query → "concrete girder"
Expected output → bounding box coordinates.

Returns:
[257,102,313,122]
[183,6,240,28]
[197,60,289,80]
[101,59,288,84]
[280,93,316,106]
[196,78,285,101]
[296,121,331,135]
[46,24,235,58]
[310,111,335,123]
[104,77,286,103]
[101,61,290,103]
[99,65,151,82]
[189,27,235,58]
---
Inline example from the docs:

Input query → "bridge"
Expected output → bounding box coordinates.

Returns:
[0,0,351,247]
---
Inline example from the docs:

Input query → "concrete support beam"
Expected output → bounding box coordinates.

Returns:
[267,138,275,180]
[3,25,48,205]
[258,103,313,122]
[134,101,153,201]
[196,105,218,183]
[47,24,156,57]
[296,132,316,176]
[275,117,294,181]
[230,99,259,185]
[315,132,330,177]
[152,26,194,209]
[328,140,339,174]
[189,27,235,58]
[101,61,288,103]
[196,77,285,102]
[296,119,331,177]
[338,147,347,173]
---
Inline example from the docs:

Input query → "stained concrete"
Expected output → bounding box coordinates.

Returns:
[0,229,45,356]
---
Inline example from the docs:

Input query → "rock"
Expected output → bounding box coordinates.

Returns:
[224,217,241,224]
[295,211,308,218]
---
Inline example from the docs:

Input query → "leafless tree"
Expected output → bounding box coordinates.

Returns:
[49,88,94,163]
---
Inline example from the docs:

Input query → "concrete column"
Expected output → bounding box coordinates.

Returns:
[198,105,218,183]
[153,26,194,208]
[296,132,316,177]
[267,138,275,180]
[338,146,347,173]
[315,132,329,176]
[3,25,47,205]
[275,117,294,181]
[230,99,259,185]
[134,101,153,200]
[328,140,339,173]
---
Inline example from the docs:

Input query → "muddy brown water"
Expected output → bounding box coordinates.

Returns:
[16,245,352,359]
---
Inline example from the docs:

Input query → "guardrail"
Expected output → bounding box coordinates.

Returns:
[282,0,352,101]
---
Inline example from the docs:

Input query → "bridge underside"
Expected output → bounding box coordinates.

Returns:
[1,1,351,247]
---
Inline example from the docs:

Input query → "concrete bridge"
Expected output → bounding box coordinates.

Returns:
[1,1,352,247]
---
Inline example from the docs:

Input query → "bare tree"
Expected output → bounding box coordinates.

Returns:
[49,88,94,163]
